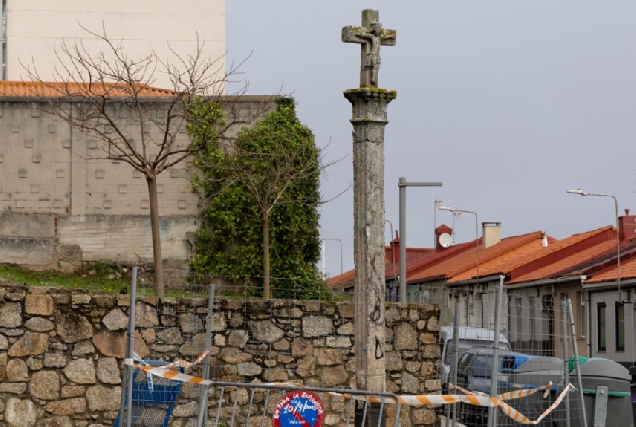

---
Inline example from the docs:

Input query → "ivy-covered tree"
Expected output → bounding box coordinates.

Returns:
[190,98,330,299]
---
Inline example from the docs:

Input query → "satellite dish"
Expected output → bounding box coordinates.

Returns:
[439,233,452,248]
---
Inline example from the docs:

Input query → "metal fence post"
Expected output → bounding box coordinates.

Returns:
[568,298,589,427]
[125,267,138,427]
[562,300,571,427]
[488,276,504,427]
[450,301,459,427]
[197,283,216,427]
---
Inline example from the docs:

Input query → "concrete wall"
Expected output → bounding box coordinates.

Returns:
[0,97,273,272]
[0,102,199,217]
[0,284,442,427]
[589,287,636,366]
[6,1,225,90]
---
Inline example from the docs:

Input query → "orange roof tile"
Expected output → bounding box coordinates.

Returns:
[451,238,548,282]
[511,239,617,284]
[0,81,177,98]
[450,226,614,283]
[408,231,544,283]
[587,256,636,283]
[399,240,477,279]
[327,247,435,289]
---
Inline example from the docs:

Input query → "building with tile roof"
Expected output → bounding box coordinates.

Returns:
[329,214,636,365]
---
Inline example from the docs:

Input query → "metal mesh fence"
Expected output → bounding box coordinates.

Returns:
[119,270,589,427]
[401,282,587,427]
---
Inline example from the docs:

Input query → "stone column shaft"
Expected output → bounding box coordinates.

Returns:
[344,87,396,393]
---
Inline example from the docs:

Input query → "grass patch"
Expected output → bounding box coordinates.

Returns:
[0,264,208,298]
[0,264,128,294]
[0,264,346,301]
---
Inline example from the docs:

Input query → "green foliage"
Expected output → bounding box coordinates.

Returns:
[85,261,120,276]
[186,97,225,151]
[190,98,330,300]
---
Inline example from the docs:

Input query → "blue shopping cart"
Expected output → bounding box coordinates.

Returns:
[115,360,184,427]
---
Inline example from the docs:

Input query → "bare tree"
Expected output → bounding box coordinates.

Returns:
[20,25,275,298]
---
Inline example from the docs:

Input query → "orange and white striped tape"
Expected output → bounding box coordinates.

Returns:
[162,350,209,370]
[123,358,573,425]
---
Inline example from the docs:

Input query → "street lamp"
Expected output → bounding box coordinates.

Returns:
[398,178,443,302]
[319,238,343,277]
[439,206,479,281]
[386,219,398,301]
[434,198,443,247]
[567,189,621,297]
[452,211,462,244]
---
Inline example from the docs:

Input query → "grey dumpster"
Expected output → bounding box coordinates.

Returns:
[497,356,564,427]
[570,358,631,427]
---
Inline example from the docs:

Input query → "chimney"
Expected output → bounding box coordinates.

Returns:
[619,209,636,242]
[435,224,453,252]
[482,222,501,249]
[390,231,400,262]
[542,232,548,248]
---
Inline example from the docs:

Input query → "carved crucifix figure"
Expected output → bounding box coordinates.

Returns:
[342,9,396,87]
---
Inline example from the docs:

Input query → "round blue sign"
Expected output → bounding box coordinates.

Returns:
[272,391,326,427]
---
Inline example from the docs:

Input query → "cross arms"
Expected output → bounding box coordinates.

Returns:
[341,26,396,46]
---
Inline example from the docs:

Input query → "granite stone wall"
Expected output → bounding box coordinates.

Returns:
[0,283,441,427]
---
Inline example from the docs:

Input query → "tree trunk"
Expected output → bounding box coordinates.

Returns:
[146,173,164,298]
[263,214,270,299]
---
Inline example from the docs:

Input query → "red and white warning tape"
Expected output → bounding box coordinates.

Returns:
[123,357,573,425]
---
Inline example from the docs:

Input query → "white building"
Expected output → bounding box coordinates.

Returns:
[2,0,225,89]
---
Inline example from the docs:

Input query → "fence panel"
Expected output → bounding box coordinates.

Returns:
[407,282,586,427]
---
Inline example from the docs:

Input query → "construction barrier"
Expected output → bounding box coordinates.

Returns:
[123,355,574,425]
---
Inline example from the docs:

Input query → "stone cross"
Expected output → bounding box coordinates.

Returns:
[342,9,396,87]
[343,9,396,427]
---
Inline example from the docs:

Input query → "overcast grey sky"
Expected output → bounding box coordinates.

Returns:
[227,1,636,277]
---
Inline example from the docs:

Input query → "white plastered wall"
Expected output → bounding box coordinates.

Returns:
[5,0,226,90]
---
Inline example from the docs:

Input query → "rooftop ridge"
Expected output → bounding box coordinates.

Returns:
[0,80,178,98]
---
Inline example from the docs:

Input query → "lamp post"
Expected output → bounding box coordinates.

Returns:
[434,198,443,247]
[567,189,620,297]
[439,206,479,281]
[385,219,398,301]
[398,178,443,302]
[452,211,462,244]
[320,237,344,277]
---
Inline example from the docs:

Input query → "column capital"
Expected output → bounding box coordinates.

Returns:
[343,87,397,103]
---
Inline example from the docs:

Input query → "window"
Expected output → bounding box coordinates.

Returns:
[597,303,606,351]
[472,356,492,378]
[615,302,625,352]
[457,353,472,376]
[456,352,473,388]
